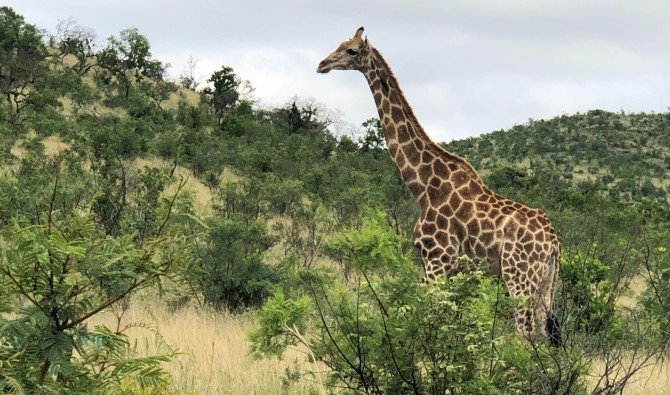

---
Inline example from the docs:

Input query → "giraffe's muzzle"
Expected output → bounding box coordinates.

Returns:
[316,60,331,73]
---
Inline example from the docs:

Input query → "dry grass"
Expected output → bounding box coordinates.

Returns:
[617,275,647,309]
[589,357,670,395]
[167,88,201,109]
[9,133,69,161]
[43,135,70,156]
[622,363,670,395]
[87,301,330,395]
[587,274,670,394]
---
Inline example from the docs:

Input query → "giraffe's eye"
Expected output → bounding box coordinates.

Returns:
[347,48,359,56]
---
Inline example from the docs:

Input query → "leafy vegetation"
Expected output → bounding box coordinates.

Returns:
[0,6,669,394]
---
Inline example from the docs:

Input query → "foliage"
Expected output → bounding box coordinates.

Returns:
[97,27,168,100]
[0,181,185,393]
[359,117,385,152]
[445,110,670,204]
[201,66,240,126]
[639,199,670,344]
[192,216,280,312]
[272,202,335,269]
[1,8,669,394]
[52,17,98,76]
[558,252,618,335]
[251,212,670,394]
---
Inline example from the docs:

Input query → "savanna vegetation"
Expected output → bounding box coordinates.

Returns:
[1,7,669,394]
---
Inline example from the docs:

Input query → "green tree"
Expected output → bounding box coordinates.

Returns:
[97,27,168,100]
[359,117,385,152]
[0,7,51,123]
[250,213,586,394]
[52,18,98,76]
[194,217,279,311]
[202,65,240,126]
[251,211,670,395]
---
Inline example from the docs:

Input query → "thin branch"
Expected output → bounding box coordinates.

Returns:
[155,175,187,237]
[0,267,41,307]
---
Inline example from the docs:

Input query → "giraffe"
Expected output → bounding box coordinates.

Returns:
[317,27,562,346]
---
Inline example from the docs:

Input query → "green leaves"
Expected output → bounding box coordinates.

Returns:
[248,290,311,360]
[189,216,280,311]
[0,187,186,392]
[640,243,670,331]
[202,66,241,126]
[326,210,409,273]
[559,252,619,335]
[0,6,50,123]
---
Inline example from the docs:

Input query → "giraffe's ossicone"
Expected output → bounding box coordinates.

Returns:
[318,27,562,346]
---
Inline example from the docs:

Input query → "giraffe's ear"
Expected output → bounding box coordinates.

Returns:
[354,26,365,39]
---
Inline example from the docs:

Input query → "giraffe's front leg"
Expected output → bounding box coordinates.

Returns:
[414,216,463,281]
[414,238,461,281]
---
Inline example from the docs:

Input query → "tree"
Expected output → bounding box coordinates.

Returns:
[96,27,168,99]
[0,7,50,123]
[193,217,279,311]
[202,65,240,126]
[53,17,98,76]
[250,211,670,395]
[177,55,201,90]
[359,117,385,152]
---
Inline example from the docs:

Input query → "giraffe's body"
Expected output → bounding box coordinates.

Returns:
[318,27,561,345]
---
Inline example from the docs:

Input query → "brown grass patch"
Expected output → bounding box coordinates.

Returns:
[43,135,70,157]
[10,133,69,159]
[166,88,201,109]
[131,157,240,217]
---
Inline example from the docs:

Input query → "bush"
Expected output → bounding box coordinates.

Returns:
[194,217,281,311]
[559,252,619,335]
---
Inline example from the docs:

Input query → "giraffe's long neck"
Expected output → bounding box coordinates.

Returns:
[362,47,480,200]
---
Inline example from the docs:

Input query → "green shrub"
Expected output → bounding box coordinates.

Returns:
[195,217,280,311]
[559,252,620,335]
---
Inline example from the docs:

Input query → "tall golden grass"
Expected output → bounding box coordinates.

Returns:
[88,301,330,395]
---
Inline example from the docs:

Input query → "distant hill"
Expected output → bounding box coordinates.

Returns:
[443,110,670,202]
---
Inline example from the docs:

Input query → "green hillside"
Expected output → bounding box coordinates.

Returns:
[445,110,670,201]
[1,7,670,394]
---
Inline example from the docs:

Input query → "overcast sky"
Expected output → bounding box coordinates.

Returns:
[5,1,670,141]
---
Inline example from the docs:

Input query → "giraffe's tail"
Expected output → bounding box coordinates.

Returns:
[545,245,563,348]
[546,312,562,347]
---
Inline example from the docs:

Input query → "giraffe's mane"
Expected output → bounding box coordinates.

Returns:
[370,47,484,183]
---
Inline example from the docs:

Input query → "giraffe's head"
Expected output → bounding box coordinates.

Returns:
[317,27,370,74]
